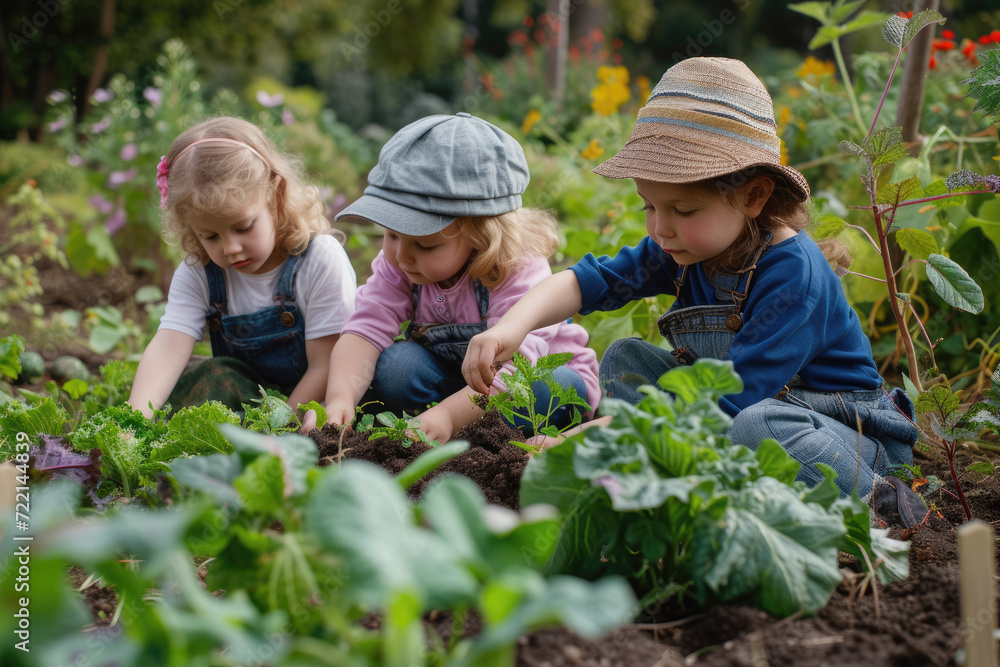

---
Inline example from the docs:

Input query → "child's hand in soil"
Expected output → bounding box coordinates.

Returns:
[416,405,454,444]
[326,399,356,427]
[524,415,612,452]
[298,409,318,434]
[463,323,528,394]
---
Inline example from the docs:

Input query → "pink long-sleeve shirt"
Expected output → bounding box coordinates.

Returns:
[343,250,600,413]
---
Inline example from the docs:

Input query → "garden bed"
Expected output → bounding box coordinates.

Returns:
[308,416,1000,667]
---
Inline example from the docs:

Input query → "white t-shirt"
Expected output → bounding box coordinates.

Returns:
[158,234,356,342]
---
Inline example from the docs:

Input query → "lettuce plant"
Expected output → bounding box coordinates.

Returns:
[521,359,909,617]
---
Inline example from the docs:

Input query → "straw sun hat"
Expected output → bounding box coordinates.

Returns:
[594,57,810,201]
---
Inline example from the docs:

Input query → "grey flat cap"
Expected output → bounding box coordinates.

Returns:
[335,112,530,236]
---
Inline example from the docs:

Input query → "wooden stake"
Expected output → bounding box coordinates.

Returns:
[958,520,999,667]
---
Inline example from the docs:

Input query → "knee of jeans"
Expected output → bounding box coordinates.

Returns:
[371,343,437,402]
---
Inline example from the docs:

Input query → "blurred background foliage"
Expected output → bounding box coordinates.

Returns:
[1,0,999,389]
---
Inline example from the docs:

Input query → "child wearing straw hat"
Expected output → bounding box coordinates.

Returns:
[463,57,924,527]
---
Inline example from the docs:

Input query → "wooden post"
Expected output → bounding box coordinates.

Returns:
[958,519,999,667]
[545,0,569,106]
[894,0,939,153]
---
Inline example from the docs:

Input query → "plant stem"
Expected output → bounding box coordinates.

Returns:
[895,189,997,207]
[945,439,973,520]
[868,159,923,392]
[831,38,868,137]
[868,48,904,137]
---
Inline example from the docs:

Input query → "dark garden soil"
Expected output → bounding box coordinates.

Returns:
[307,416,1000,667]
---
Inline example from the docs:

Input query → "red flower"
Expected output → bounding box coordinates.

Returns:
[978,35,993,45]
[961,38,978,65]
[992,30,1000,42]
[928,55,937,69]
[569,45,580,61]
[523,16,534,28]
[932,39,955,51]
[941,29,955,39]
[534,30,546,43]
[591,28,604,43]
[611,37,623,50]
[896,11,913,18]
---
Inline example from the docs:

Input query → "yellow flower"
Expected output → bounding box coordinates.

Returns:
[636,75,651,103]
[779,138,789,166]
[522,109,542,134]
[590,66,630,116]
[581,139,603,160]
[796,56,836,84]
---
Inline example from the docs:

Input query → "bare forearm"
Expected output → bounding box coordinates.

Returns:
[325,333,380,407]
[128,329,197,417]
[287,334,338,409]
[498,270,583,337]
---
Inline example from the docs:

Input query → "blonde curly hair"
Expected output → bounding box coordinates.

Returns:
[452,208,559,289]
[160,116,332,264]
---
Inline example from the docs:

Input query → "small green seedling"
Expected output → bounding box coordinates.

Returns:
[356,410,431,447]
[482,352,591,453]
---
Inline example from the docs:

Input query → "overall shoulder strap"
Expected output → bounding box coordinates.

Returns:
[472,279,490,320]
[204,262,227,311]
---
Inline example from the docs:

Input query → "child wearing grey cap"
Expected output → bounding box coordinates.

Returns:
[324,112,599,443]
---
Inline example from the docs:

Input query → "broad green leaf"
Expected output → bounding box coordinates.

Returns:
[809,25,846,50]
[876,175,922,205]
[219,425,317,497]
[842,11,888,35]
[233,454,285,514]
[0,397,69,440]
[753,438,800,485]
[925,253,985,313]
[693,478,845,617]
[153,401,240,461]
[812,217,847,239]
[169,453,243,506]
[657,359,743,405]
[966,461,996,476]
[536,352,573,370]
[869,527,911,582]
[88,325,124,354]
[894,228,938,259]
[306,461,477,608]
[296,400,327,429]
[396,440,469,489]
[787,2,830,24]
[838,140,865,156]
[62,378,89,400]
[134,284,164,304]
[461,576,636,661]
[863,127,907,170]
[881,14,907,47]
[801,464,841,509]
[0,335,24,380]
[903,10,946,48]
[914,385,961,417]
[830,0,867,23]
[586,313,638,358]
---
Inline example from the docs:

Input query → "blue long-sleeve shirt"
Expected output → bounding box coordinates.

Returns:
[569,232,883,415]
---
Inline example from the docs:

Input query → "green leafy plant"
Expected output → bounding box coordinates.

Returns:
[356,410,431,446]
[483,352,591,453]
[521,359,909,617]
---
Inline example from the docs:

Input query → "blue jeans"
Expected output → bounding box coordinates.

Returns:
[599,337,916,497]
[370,340,587,436]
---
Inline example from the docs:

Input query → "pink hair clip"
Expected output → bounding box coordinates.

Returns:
[156,155,170,208]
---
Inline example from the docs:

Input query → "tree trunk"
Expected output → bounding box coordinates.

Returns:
[78,0,116,122]
[895,0,939,153]
[545,0,569,105]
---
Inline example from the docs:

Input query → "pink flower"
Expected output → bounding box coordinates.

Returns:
[108,167,138,188]
[120,143,138,161]
[282,109,294,125]
[48,89,69,103]
[89,194,114,215]
[92,88,114,104]
[256,90,284,108]
[156,156,170,208]
[48,118,68,133]
[68,155,85,167]
[143,87,162,109]
[105,207,126,235]
[91,117,111,133]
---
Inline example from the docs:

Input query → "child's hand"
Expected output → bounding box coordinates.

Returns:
[327,400,356,427]
[462,325,525,395]
[298,409,318,434]
[416,406,454,444]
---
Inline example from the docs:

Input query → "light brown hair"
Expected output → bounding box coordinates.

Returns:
[160,116,332,264]
[452,207,559,289]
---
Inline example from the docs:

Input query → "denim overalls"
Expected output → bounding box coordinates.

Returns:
[203,252,308,396]
[368,279,587,433]
[598,241,916,497]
